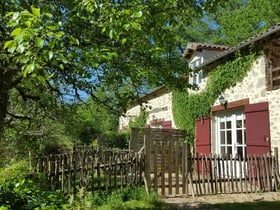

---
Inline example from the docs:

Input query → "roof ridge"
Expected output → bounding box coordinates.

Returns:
[183,42,229,59]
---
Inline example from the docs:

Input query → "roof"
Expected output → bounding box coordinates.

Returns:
[139,86,167,102]
[183,42,229,59]
[127,86,168,109]
[197,24,280,68]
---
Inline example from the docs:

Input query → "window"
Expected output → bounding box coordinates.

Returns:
[266,57,280,90]
[189,58,203,86]
[216,112,246,158]
[192,70,203,85]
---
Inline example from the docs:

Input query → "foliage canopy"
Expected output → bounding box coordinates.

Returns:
[0,0,224,134]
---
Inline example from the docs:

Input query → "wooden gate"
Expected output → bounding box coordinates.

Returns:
[144,140,190,196]
[130,128,190,196]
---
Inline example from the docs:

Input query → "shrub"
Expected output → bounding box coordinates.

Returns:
[98,131,130,149]
[0,162,169,210]
[0,160,68,210]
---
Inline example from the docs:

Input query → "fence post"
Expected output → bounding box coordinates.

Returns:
[274,147,279,169]
[144,135,151,194]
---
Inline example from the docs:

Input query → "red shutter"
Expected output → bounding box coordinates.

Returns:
[162,120,172,129]
[195,117,211,155]
[245,102,271,155]
[144,124,150,128]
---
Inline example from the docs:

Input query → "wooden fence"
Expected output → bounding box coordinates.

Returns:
[34,146,145,194]
[145,140,280,196]
[188,153,280,196]
[34,143,280,197]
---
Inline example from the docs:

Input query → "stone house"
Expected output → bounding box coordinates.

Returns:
[119,24,280,158]
[118,86,175,131]
[189,24,280,157]
[118,44,227,132]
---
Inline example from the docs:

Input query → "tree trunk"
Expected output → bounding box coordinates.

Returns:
[0,75,9,135]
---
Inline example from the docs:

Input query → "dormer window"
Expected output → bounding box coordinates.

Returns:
[193,69,203,85]
[183,42,229,88]
[189,57,203,86]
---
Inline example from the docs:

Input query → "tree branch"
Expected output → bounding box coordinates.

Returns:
[16,86,40,102]
[7,111,31,120]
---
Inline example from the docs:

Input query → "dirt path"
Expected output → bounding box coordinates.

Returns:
[163,192,280,210]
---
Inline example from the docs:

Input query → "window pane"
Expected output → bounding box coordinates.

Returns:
[221,146,226,155]
[220,122,225,129]
[226,121,231,129]
[227,131,232,144]
[220,131,225,144]
[237,120,242,128]
[227,146,232,155]
[194,76,197,84]
[237,147,243,159]
[198,71,203,83]
[236,130,243,144]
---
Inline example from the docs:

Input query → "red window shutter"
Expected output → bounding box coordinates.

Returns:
[245,102,271,155]
[195,117,211,155]
[162,120,172,129]
[144,124,150,128]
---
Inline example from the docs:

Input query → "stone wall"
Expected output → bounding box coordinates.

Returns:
[147,91,174,128]
[119,91,175,130]
[119,105,141,131]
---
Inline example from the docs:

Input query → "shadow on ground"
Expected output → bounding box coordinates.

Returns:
[166,200,280,210]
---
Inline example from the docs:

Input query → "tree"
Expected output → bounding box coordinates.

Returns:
[1,0,224,134]
[213,0,280,46]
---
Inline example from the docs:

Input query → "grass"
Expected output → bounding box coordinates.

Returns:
[97,199,171,210]
[68,186,172,210]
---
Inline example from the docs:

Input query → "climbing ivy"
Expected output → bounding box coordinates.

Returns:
[172,53,257,136]
[128,109,147,128]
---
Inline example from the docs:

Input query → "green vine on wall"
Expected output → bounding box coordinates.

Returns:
[172,53,257,136]
[128,109,147,128]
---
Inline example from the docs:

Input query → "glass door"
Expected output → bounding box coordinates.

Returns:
[217,112,246,158]
[216,112,246,178]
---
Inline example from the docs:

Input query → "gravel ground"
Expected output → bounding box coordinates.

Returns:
[163,192,280,210]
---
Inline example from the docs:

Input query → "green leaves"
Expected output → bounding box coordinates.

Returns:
[48,51,54,60]
[172,53,256,133]
[31,6,40,17]
[11,28,22,37]
[4,5,77,84]
[3,40,16,51]
[1,0,223,137]
[214,0,280,46]
[132,11,142,18]
[23,63,41,78]
[109,29,114,39]
[35,37,44,48]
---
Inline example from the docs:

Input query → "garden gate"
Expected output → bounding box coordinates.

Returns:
[130,128,190,195]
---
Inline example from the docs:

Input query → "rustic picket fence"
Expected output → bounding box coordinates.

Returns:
[34,146,145,194]
[188,153,280,196]
[145,140,280,196]
[34,143,280,197]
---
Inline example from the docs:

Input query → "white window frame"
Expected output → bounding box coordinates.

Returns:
[216,112,246,158]
[189,57,203,86]
[215,111,246,178]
